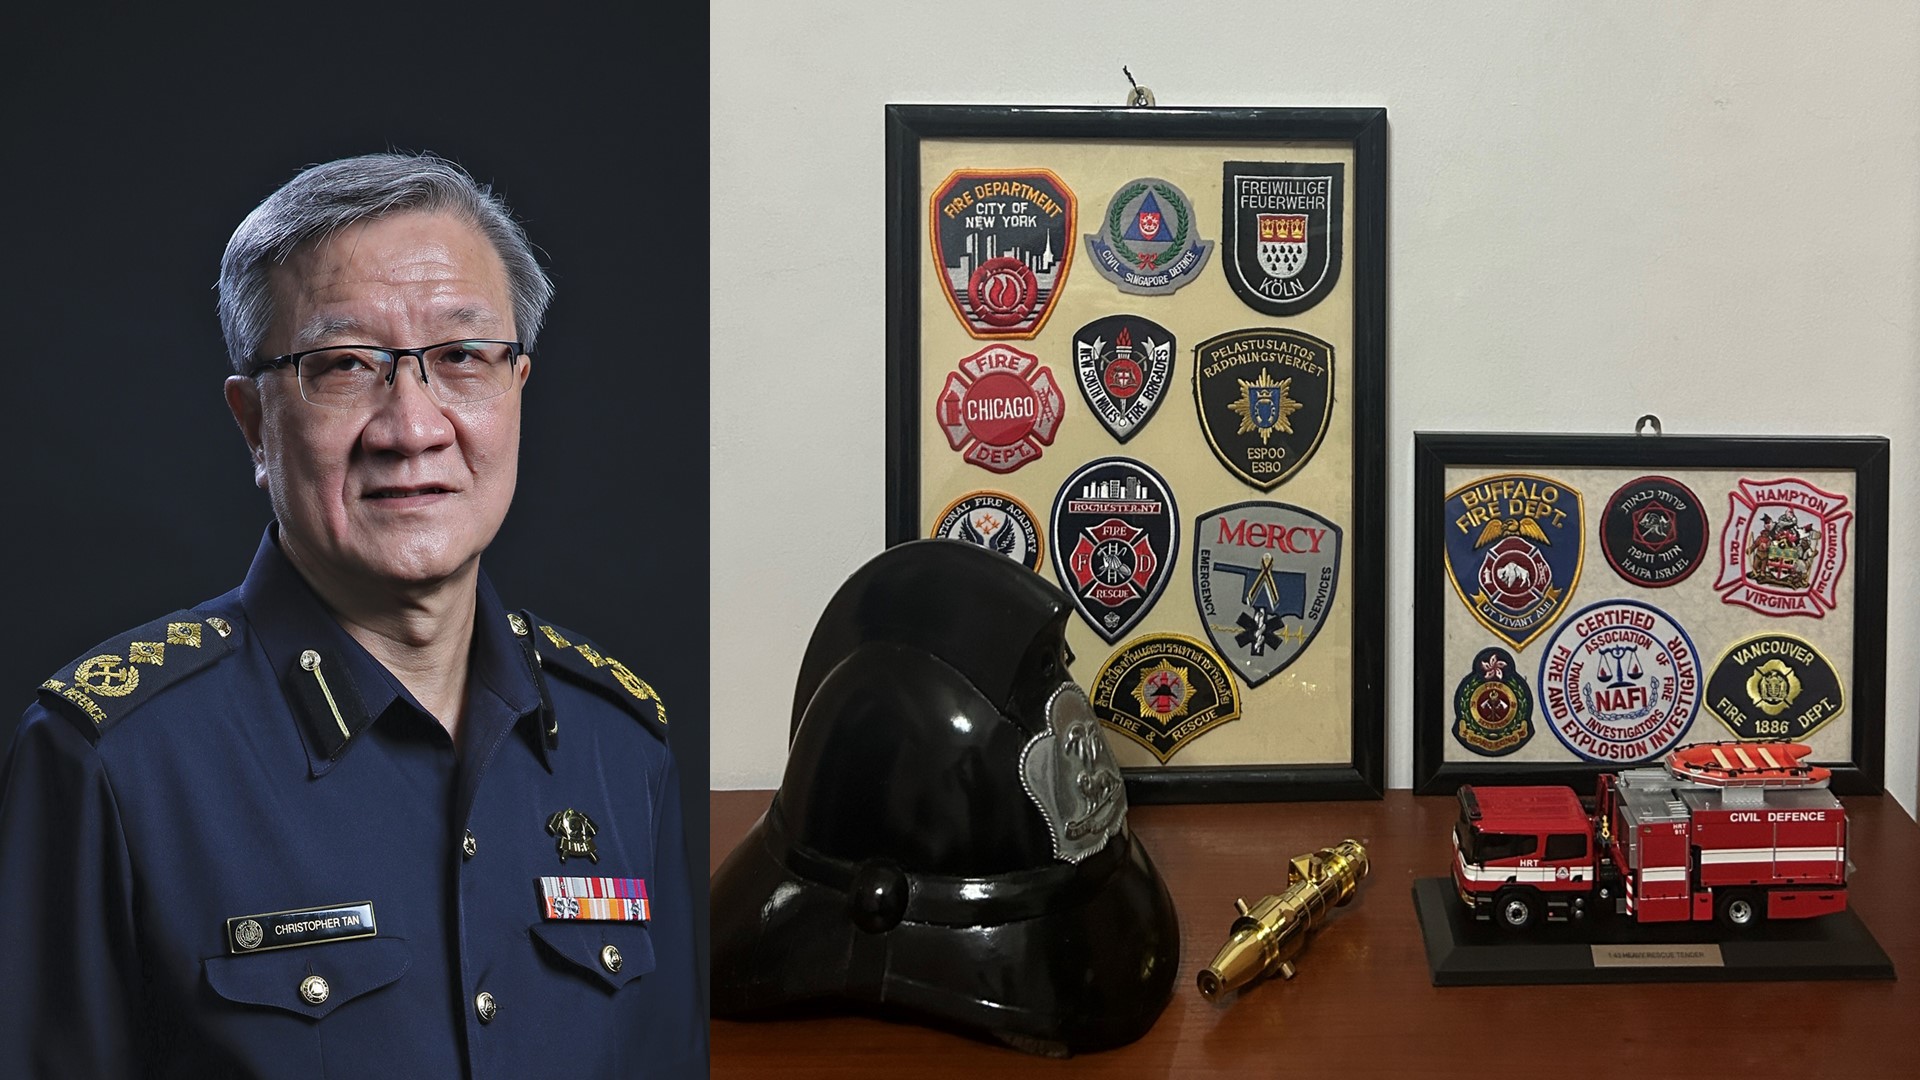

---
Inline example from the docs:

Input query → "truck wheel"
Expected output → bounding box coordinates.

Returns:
[1716,890,1763,930]
[1495,888,1539,931]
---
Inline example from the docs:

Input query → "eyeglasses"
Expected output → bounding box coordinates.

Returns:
[246,339,525,409]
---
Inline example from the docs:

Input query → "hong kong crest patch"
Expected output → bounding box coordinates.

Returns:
[930,169,1076,339]
[931,490,1044,572]
[1222,161,1344,317]
[1050,458,1179,644]
[1538,600,1702,765]
[1192,501,1341,687]
[1089,633,1241,764]
[1452,647,1534,757]
[934,344,1064,474]
[1072,314,1174,443]
[1713,478,1853,618]
[1600,476,1709,588]
[1192,328,1335,489]
[1705,633,1845,741]
[1082,177,1213,295]
[1442,473,1585,651]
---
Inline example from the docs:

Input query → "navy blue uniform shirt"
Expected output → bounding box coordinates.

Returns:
[0,530,707,1078]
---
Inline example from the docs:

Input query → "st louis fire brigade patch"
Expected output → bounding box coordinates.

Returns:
[1600,475,1710,588]
[1452,646,1534,756]
[930,168,1076,339]
[931,490,1044,572]
[1050,458,1180,644]
[1442,473,1585,651]
[934,344,1065,474]
[1082,177,1214,295]
[1705,633,1846,742]
[1192,501,1341,687]
[1072,314,1174,443]
[1221,161,1344,317]
[1192,328,1335,489]
[1538,600,1702,764]
[1713,477,1853,618]
[1089,633,1241,764]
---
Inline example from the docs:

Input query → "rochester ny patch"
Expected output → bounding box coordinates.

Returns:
[1191,501,1341,687]
[1081,176,1213,295]
[1713,477,1853,618]
[1192,327,1334,489]
[1442,473,1585,651]
[1050,457,1179,644]
[1704,633,1845,741]
[1537,600,1702,765]
[929,168,1076,339]
[1600,475,1710,588]
[934,343,1065,474]
[1221,161,1344,317]
[1089,633,1241,764]
[930,490,1044,572]
[1452,646,1534,756]
[37,611,238,740]
[1072,314,1174,443]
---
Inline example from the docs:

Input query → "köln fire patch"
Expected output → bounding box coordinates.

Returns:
[934,344,1064,474]
[1713,478,1853,618]
[1050,458,1180,644]
[930,169,1076,339]
[1538,600,1702,765]
[1192,501,1341,687]
[1192,328,1335,489]
[1452,646,1534,757]
[931,490,1044,572]
[1072,314,1174,443]
[1705,633,1846,742]
[1221,161,1344,317]
[1082,177,1214,295]
[1089,633,1241,764]
[1442,474,1585,651]
[1600,476,1710,588]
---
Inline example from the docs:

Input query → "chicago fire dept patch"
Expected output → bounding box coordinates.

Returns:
[931,490,1044,572]
[1538,600,1702,764]
[930,168,1076,339]
[934,344,1064,474]
[1192,328,1335,489]
[1221,161,1344,317]
[1705,633,1846,742]
[1072,314,1174,443]
[1089,633,1241,764]
[1192,501,1341,687]
[1713,477,1852,618]
[1600,475,1709,588]
[1082,176,1213,295]
[1452,646,1534,756]
[1443,473,1585,651]
[1050,458,1179,644]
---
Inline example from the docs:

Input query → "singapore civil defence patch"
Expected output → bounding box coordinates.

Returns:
[1704,633,1846,742]
[1192,328,1334,490]
[1089,633,1241,764]
[1072,314,1174,443]
[1538,600,1702,765]
[1050,458,1179,644]
[930,168,1076,339]
[1713,477,1853,618]
[934,344,1064,474]
[931,491,1045,572]
[1221,161,1344,317]
[1452,647,1534,757]
[1192,502,1341,688]
[1082,177,1213,295]
[1600,475,1709,588]
[1442,473,1584,652]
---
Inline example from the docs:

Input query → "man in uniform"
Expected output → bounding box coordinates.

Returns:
[0,153,706,1077]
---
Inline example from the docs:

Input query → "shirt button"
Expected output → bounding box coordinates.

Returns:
[600,944,623,973]
[462,830,477,859]
[475,990,498,1024]
[300,975,330,1005]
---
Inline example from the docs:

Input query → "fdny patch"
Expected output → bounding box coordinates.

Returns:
[1072,314,1174,443]
[931,490,1044,572]
[1442,473,1585,651]
[1192,327,1335,489]
[1050,458,1180,644]
[1600,475,1710,588]
[930,168,1076,339]
[1452,646,1534,757]
[1705,633,1846,741]
[1221,161,1344,317]
[1713,478,1853,618]
[1089,633,1241,764]
[1538,600,1702,764]
[1192,501,1341,687]
[1082,176,1214,295]
[934,343,1065,474]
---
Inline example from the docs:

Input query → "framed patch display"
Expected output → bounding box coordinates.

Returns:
[885,104,1387,802]
[1412,431,1889,796]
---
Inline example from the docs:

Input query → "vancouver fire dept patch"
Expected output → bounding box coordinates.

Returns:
[1538,600,1702,765]
[1089,633,1241,764]
[1713,477,1853,618]
[930,168,1076,339]
[1192,501,1341,687]
[1072,314,1174,443]
[1705,633,1846,742]
[1442,473,1585,651]
[1600,475,1709,588]
[934,344,1064,474]
[1192,328,1335,489]
[1452,646,1534,757]
[1082,176,1213,295]
[1050,458,1180,644]
[1221,161,1344,317]
[931,490,1044,572]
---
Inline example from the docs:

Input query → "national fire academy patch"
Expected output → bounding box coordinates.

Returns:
[1192,327,1335,489]
[931,490,1044,572]
[1705,633,1846,742]
[1050,457,1180,644]
[1452,646,1534,757]
[38,611,237,740]
[929,168,1076,339]
[1713,477,1853,618]
[1192,501,1341,687]
[1082,176,1213,295]
[1089,633,1241,764]
[1221,161,1345,317]
[934,343,1064,474]
[1072,314,1174,443]
[1442,473,1585,652]
[1537,600,1702,765]
[1600,475,1710,588]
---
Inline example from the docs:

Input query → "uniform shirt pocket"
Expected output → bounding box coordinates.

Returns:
[203,937,411,1020]
[529,921,655,992]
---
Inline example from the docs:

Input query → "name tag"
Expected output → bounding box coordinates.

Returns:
[539,877,650,921]
[226,901,377,953]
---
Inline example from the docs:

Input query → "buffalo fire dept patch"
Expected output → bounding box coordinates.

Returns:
[1713,477,1853,618]
[931,490,1044,572]
[930,168,1076,338]
[1072,314,1174,443]
[1452,646,1534,756]
[1600,475,1710,588]
[1442,473,1585,652]
[1192,501,1341,687]
[1192,327,1335,489]
[1082,176,1213,295]
[1221,161,1344,317]
[934,344,1065,474]
[1705,633,1846,741]
[1089,633,1241,764]
[1050,458,1180,644]
[1538,600,1702,764]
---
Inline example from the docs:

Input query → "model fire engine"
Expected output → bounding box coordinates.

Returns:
[1452,741,1849,931]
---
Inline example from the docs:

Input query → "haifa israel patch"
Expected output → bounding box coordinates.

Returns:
[934,344,1064,474]
[1713,478,1852,618]
[1600,475,1709,588]
[929,169,1076,339]
[1452,646,1534,756]
[931,490,1044,572]
[1082,177,1213,295]
[1442,473,1585,651]
[1221,161,1344,317]
[1704,633,1845,741]
[1089,633,1241,764]
[1050,458,1179,644]
[1192,501,1341,687]
[1072,314,1174,443]
[1192,328,1335,489]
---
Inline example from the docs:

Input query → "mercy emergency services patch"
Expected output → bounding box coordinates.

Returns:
[931,490,1045,572]
[1050,458,1179,644]
[1538,600,1702,765]
[1192,328,1334,489]
[1442,473,1584,652]
[1600,475,1709,588]
[1704,633,1845,742]
[930,169,1076,339]
[1072,314,1174,443]
[1452,646,1534,757]
[1192,501,1341,687]
[1222,161,1344,317]
[1082,177,1213,295]
[934,344,1064,474]
[1713,477,1852,618]
[1089,633,1241,764]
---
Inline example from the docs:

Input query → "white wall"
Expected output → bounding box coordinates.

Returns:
[711,0,1920,815]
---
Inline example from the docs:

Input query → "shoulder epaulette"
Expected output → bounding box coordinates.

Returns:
[521,613,667,741]
[37,610,239,742]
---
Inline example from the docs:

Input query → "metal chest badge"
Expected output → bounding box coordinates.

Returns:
[1704,633,1846,741]
[1452,646,1534,756]
[1713,477,1853,618]
[1018,685,1127,863]
[1192,328,1335,489]
[931,490,1044,572]
[1600,475,1710,588]
[930,168,1076,339]
[1221,161,1345,317]
[1072,314,1174,443]
[1082,176,1213,294]
[1050,458,1180,644]
[546,808,599,863]
[1442,473,1585,651]
[1089,634,1241,764]
[934,344,1065,474]
[1192,501,1341,687]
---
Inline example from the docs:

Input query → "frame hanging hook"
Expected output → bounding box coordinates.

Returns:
[1123,66,1155,107]
[1634,413,1663,436]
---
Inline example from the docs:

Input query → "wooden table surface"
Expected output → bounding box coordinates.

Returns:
[708,789,1918,1079]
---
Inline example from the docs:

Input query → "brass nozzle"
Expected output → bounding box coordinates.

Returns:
[1197,839,1369,1002]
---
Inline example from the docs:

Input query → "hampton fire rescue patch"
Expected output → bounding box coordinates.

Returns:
[1705,633,1845,742]
[931,490,1044,572]
[1537,600,1702,765]
[930,168,1076,339]
[1442,473,1585,652]
[934,344,1064,474]
[1221,161,1344,317]
[1452,646,1534,756]
[1192,501,1340,687]
[1600,475,1709,588]
[1089,633,1241,764]
[1192,328,1334,489]
[1072,314,1174,443]
[1082,176,1213,295]
[1050,458,1179,644]
[1713,477,1853,618]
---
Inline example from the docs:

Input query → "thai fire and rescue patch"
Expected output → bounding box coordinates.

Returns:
[1089,633,1241,764]
[1704,633,1846,741]
[1537,600,1702,764]
[1600,475,1710,588]
[1713,477,1853,618]
[1443,474,1585,651]
[1192,327,1335,489]
[1192,501,1341,687]
[931,490,1044,572]
[929,168,1076,339]
[1221,161,1344,317]
[1082,176,1213,295]
[1050,457,1179,644]
[1452,646,1534,756]
[934,343,1064,474]
[1072,314,1174,443]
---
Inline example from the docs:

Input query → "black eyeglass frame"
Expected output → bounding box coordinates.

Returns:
[244,339,527,405]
